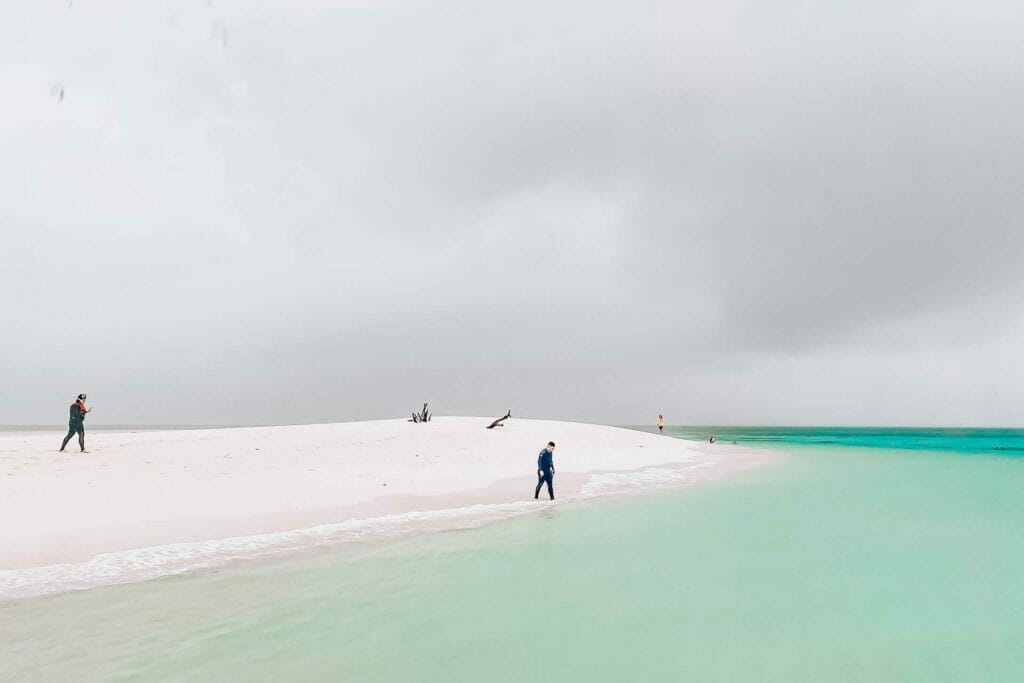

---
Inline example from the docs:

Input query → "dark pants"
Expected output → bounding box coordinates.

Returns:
[535,470,554,500]
[61,422,85,452]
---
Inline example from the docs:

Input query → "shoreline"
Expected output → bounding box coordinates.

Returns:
[0,418,776,600]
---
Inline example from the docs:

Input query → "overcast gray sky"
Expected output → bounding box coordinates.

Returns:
[2,0,1023,427]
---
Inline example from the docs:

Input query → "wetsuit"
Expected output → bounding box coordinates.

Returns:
[534,448,554,500]
[61,400,87,452]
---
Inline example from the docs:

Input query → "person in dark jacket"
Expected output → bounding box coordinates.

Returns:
[60,393,91,453]
[534,441,556,500]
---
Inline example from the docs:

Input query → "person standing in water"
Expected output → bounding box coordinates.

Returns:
[60,393,91,453]
[534,441,556,500]
[657,415,664,434]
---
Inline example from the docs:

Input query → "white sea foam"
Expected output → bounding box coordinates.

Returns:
[0,502,542,601]
[580,461,715,497]
[0,463,712,602]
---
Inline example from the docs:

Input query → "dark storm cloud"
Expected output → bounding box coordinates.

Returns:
[1,0,1022,426]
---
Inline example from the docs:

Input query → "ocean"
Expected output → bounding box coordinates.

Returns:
[4,427,1024,681]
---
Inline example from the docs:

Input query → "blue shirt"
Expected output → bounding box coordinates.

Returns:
[537,448,553,473]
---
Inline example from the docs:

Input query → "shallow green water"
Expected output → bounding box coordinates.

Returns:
[5,438,1024,681]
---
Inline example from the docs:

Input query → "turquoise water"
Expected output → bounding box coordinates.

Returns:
[663,425,1024,454]
[4,429,1024,681]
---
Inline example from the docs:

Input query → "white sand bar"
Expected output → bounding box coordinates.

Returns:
[0,418,770,598]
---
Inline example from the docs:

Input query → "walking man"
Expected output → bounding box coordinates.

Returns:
[534,441,556,500]
[60,393,91,453]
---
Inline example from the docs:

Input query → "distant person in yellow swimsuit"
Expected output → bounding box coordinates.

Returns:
[657,415,664,434]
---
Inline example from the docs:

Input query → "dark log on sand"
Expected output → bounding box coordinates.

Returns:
[409,403,431,423]
[486,410,512,429]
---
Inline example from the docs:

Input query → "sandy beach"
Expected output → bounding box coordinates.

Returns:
[0,417,769,599]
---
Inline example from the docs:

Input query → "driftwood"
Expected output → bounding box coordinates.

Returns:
[486,410,512,429]
[410,403,431,423]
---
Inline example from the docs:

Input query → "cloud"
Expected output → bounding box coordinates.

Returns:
[1,0,1022,425]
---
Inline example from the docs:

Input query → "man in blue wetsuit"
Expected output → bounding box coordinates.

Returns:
[534,441,556,500]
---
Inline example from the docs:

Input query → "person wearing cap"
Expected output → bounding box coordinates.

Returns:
[534,441,556,500]
[60,394,92,453]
